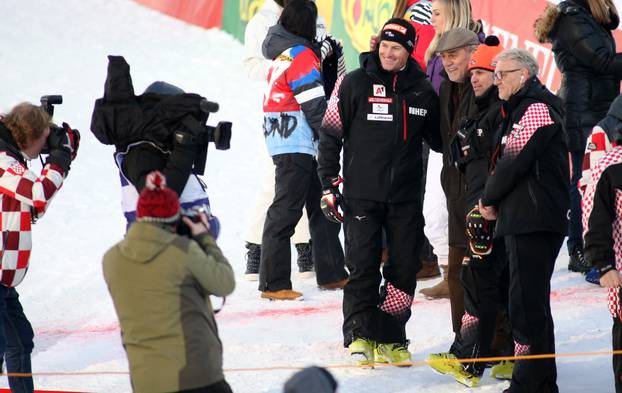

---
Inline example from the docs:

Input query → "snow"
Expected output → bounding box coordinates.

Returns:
[0,0,615,392]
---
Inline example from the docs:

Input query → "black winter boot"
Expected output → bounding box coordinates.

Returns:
[244,242,261,281]
[295,243,314,278]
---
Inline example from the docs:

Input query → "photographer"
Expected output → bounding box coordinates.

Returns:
[0,102,78,393]
[103,171,235,393]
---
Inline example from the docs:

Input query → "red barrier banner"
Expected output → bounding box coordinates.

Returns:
[133,0,224,29]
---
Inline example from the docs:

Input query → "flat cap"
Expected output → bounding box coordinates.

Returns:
[436,27,479,53]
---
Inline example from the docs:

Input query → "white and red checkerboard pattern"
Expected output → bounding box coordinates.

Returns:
[514,341,531,356]
[581,140,622,320]
[504,103,554,159]
[378,281,413,316]
[321,74,345,134]
[460,312,479,337]
[0,152,64,287]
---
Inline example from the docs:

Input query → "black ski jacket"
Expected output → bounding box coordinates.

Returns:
[536,0,622,151]
[481,77,569,237]
[438,73,478,248]
[450,85,503,210]
[584,160,622,274]
[317,51,441,203]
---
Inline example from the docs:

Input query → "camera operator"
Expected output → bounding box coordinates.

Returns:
[113,81,220,236]
[0,102,78,393]
[103,171,235,393]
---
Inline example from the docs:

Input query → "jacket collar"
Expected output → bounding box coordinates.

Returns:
[360,51,427,93]
[0,122,27,164]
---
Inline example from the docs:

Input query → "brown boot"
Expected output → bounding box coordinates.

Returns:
[416,259,441,280]
[260,289,304,301]
[419,264,449,299]
[319,278,348,290]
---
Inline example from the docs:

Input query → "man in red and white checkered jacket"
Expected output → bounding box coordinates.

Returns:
[479,49,569,392]
[0,102,78,393]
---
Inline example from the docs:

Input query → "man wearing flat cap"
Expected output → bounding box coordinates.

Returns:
[317,18,442,366]
[430,27,482,351]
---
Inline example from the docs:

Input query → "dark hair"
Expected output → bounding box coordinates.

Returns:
[278,0,318,42]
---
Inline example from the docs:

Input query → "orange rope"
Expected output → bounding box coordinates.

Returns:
[3,350,621,377]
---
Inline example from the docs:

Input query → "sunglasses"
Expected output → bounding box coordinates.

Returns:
[493,68,522,81]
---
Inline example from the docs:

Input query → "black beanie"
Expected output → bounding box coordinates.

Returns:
[379,18,417,54]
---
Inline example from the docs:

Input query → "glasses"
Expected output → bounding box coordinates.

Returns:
[493,68,522,81]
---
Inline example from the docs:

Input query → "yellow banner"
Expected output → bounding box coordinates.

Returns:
[340,0,396,52]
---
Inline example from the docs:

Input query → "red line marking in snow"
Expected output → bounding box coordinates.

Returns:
[35,323,119,337]
[0,390,87,393]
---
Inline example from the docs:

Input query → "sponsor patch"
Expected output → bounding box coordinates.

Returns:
[372,104,388,114]
[373,84,386,97]
[367,114,393,122]
[511,123,524,138]
[408,107,427,116]
[383,23,407,35]
[368,97,393,104]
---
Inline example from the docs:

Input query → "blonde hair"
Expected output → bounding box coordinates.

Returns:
[1,103,51,149]
[587,0,618,25]
[425,0,475,63]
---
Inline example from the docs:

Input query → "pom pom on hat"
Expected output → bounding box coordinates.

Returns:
[468,35,504,72]
[136,171,181,224]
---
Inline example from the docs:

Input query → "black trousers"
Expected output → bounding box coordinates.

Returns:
[613,316,622,393]
[342,198,423,346]
[177,379,232,393]
[260,153,347,291]
[505,232,563,393]
[451,239,512,376]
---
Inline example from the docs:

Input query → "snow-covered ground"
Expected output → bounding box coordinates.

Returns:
[0,1,615,392]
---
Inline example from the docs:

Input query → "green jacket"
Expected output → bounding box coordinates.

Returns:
[102,222,235,393]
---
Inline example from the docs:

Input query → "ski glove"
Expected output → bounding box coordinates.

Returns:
[465,206,493,256]
[47,122,80,161]
[320,176,346,223]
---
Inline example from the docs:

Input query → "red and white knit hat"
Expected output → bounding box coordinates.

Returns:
[136,171,180,224]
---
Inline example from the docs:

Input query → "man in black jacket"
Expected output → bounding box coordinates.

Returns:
[428,36,513,387]
[425,27,480,352]
[480,48,569,393]
[318,18,441,366]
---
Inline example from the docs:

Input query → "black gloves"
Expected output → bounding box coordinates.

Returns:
[320,176,346,223]
[465,206,493,256]
[45,122,80,174]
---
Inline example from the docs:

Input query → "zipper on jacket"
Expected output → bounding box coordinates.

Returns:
[528,181,538,210]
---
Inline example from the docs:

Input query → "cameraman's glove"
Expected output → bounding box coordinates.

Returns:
[47,123,80,161]
[465,206,493,256]
[320,176,346,223]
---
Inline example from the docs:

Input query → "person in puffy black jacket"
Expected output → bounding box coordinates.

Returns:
[480,49,569,393]
[535,0,622,273]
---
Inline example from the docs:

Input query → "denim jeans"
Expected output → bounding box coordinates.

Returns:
[568,150,584,252]
[0,286,34,393]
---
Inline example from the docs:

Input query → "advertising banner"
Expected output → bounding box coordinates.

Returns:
[135,0,622,90]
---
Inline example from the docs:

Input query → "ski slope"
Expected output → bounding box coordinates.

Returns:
[0,1,615,391]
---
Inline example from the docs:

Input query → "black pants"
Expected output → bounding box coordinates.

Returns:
[342,199,423,346]
[451,239,512,376]
[613,316,622,393]
[260,154,347,291]
[177,379,233,393]
[505,232,563,393]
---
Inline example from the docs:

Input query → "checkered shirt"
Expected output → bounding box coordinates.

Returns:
[581,143,622,320]
[0,152,64,287]
[579,126,615,196]
[321,74,345,135]
[378,281,413,316]
[503,103,554,159]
